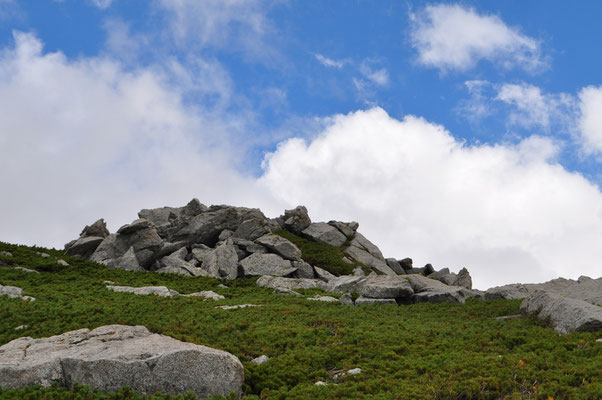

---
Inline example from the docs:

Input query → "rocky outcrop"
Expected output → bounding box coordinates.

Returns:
[0,325,244,399]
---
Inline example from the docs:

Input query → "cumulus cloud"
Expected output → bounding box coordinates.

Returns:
[578,86,602,154]
[410,4,545,72]
[359,62,389,87]
[260,108,602,289]
[0,32,280,248]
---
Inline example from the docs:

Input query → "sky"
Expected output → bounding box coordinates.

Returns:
[1,0,601,289]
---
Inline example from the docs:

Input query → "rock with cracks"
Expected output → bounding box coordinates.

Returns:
[0,325,244,399]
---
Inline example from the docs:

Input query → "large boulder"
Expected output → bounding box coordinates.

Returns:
[255,234,302,261]
[327,275,366,293]
[106,247,143,272]
[281,206,311,234]
[485,284,531,300]
[256,275,329,291]
[65,236,105,258]
[328,221,357,238]
[385,258,405,275]
[455,268,472,290]
[343,246,396,275]
[356,275,414,299]
[239,253,297,277]
[201,239,239,280]
[79,219,110,239]
[520,291,602,334]
[0,325,244,399]
[302,223,347,247]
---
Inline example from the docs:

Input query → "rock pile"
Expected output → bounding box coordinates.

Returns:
[0,325,243,399]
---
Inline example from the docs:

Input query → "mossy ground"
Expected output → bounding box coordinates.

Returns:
[0,241,600,399]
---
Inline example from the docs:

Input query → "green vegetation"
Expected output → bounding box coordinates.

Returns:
[0,241,601,399]
[274,229,364,276]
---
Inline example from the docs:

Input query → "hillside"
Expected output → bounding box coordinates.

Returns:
[1,239,601,399]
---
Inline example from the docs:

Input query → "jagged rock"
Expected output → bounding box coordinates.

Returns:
[0,284,35,301]
[328,221,357,238]
[456,267,472,289]
[107,285,180,297]
[251,355,269,365]
[356,275,414,299]
[0,325,244,398]
[201,239,239,280]
[256,275,329,291]
[314,266,336,282]
[65,236,105,258]
[282,206,311,234]
[106,247,143,272]
[327,275,365,293]
[339,293,355,305]
[344,246,395,275]
[307,295,339,303]
[520,291,602,334]
[80,219,110,239]
[355,296,396,305]
[255,234,302,261]
[399,257,413,272]
[138,206,180,236]
[423,263,435,275]
[302,222,347,247]
[239,253,296,277]
[485,284,531,300]
[385,258,405,275]
[233,217,271,241]
[291,261,315,279]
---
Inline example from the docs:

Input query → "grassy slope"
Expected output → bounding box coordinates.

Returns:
[0,241,600,400]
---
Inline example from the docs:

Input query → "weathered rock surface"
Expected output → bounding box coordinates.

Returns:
[356,275,414,299]
[0,325,244,399]
[65,236,105,258]
[302,222,347,247]
[239,253,296,277]
[281,206,311,234]
[201,239,239,280]
[355,296,396,305]
[520,291,602,334]
[307,295,339,303]
[255,234,302,261]
[256,275,329,291]
[106,285,180,297]
[0,284,35,301]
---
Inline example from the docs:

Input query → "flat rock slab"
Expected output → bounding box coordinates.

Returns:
[256,275,329,291]
[520,290,602,334]
[106,286,224,300]
[0,325,244,399]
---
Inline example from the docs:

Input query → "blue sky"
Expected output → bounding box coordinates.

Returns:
[1,0,601,288]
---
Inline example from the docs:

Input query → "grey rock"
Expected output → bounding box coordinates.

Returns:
[106,247,143,272]
[339,293,355,306]
[256,275,329,291]
[292,261,315,279]
[217,284,229,289]
[315,381,328,386]
[182,291,225,301]
[438,273,458,286]
[273,288,302,296]
[156,262,207,277]
[157,241,188,258]
[307,295,339,303]
[191,244,212,263]
[353,267,366,277]
[520,290,602,334]
[56,259,69,266]
[251,355,269,365]
[218,230,233,241]
[427,268,450,281]
[0,251,13,257]
[0,325,244,399]
[233,217,271,241]
[107,285,179,297]
[255,234,302,261]
[14,325,28,331]
[356,275,414,299]
[349,232,385,260]
[239,253,296,277]
[327,275,365,293]
[36,252,51,258]
[456,268,472,289]
[0,284,35,301]
[385,258,405,275]
[343,246,395,275]
[423,264,435,275]
[217,304,260,310]
[282,206,311,234]
[495,315,522,321]
[15,267,39,273]
[302,222,347,247]
[413,287,466,304]
[79,219,110,239]
[117,219,153,235]
[201,239,239,280]
[355,296,396,305]
[137,206,180,236]
[314,266,336,282]
[485,284,531,300]
[399,257,413,272]
[328,221,357,238]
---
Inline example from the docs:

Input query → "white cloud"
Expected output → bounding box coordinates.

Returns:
[359,62,389,87]
[496,83,576,132]
[578,86,602,154]
[315,54,348,69]
[90,0,113,9]
[410,4,545,72]
[260,108,602,289]
[0,32,280,248]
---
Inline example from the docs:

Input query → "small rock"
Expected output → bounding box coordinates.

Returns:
[107,285,179,297]
[56,259,69,266]
[218,284,229,289]
[0,284,35,301]
[315,381,328,386]
[15,267,39,274]
[14,325,28,331]
[307,295,339,303]
[314,266,336,282]
[183,291,225,301]
[339,293,355,306]
[596,339,602,343]
[216,304,260,310]
[273,288,302,296]
[347,368,362,375]
[251,355,269,365]
[355,296,396,305]
[103,281,115,285]
[36,252,51,258]
[353,267,365,277]
[495,315,522,321]
[0,251,12,257]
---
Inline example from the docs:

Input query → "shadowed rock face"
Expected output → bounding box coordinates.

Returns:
[0,325,244,399]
